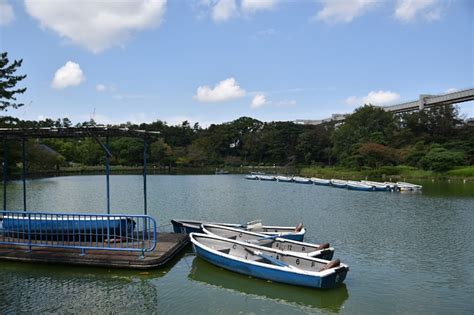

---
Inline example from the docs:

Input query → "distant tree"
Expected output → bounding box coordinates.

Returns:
[0,52,27,111]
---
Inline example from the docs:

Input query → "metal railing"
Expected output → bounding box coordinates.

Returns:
[0,211,157,255]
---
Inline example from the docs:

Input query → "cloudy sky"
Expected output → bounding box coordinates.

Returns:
[1,0,472,126]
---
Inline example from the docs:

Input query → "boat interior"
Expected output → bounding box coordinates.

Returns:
[203,225,327,254]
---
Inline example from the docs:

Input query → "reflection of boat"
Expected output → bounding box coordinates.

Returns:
[245,174,258,180]
[311,178,331,186]
[330,179,348,188]
[188,256,349,311]
[171,219,306,241]
[202,224,333,260]
[190,233,348,289]
[292,177,312,184]
[2,215,135,241]
[275,176,293,182]
[347,181,374,191]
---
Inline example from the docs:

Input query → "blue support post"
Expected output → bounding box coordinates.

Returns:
[143,139,148,216]
[3,139,7,210]
[105,136,110,214]
[22,138,27,212]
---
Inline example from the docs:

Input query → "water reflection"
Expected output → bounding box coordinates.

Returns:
[188,256,349,312]
[0,259,177,313]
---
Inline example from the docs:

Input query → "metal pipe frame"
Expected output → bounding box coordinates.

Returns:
[0,210,157,253]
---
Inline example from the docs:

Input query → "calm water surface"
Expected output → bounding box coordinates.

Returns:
[0,175,473,314]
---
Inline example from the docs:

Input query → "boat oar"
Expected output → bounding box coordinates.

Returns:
[244,247,295,269]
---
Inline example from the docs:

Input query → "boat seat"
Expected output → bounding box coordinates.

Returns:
[315,242,330,250]
[217,248,231,254]
[319,259,340,271]
[294,223,304,232]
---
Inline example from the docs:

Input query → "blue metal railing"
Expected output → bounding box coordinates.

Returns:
[0,211,157,255]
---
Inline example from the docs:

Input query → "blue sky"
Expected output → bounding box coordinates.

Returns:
[0,0,473,126]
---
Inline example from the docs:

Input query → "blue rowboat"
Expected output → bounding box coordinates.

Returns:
[397,181,423,191]
[2,214,135,241]
[361,180,391,191]
[275,176,293,182]
[257,175,276,181]
[346,181,374,191]
[330,179,348,188]
[202,224,334,260]
[171,219,306,241]
[190,233,348,289]
[188,257,350,311]
[311,178,331,186]
[292,177,312,184]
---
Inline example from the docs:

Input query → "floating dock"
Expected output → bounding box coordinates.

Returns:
[0,232,189,269]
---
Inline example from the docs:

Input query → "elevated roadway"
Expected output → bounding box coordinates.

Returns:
[296,88,474,125]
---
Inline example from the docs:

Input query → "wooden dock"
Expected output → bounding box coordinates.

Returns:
[0,232,189,269]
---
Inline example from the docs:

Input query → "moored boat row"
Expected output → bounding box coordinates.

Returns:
[245,174,422,192]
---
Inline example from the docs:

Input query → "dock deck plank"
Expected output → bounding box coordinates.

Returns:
[0,233,189,269]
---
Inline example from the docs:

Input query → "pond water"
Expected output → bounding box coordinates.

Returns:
[0,175,473,314]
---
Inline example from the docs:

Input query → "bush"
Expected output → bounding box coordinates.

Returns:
[419,145,465,172]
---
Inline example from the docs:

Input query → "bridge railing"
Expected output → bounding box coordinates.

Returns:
[0,211,157,255]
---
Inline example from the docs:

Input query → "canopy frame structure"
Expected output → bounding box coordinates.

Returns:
[0,126,160,215]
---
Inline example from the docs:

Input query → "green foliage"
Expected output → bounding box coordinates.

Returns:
[419,145,465,172]
[0,101,471,176]
[0,52,27,111]
[332,105,398,166]
[446,166,474,177]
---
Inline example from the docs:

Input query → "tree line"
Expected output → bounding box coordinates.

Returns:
[0,104,472,174]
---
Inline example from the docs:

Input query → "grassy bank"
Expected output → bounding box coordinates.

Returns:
[299,165,474,181]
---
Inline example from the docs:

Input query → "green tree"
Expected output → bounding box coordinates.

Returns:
[0,52,27,111]
[419,145,465,172]
[332,105,398,166]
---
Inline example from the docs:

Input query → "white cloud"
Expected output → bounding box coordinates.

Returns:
[394,0,440,22]
[51,61,85,89]
[194,77,246,102]
[345,90,400,106]
[251,94,267,108]
[315,0,377,24]
[212,0,238,22]
[96,84,107,92]
[25,0,167,53]
[241,0,278,13]
[445,88,459,94]
[0,0,14,25]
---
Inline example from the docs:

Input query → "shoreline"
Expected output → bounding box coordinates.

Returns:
[3,165,473,182]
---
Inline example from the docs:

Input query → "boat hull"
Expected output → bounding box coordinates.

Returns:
[171,220,305,241]
[2,216,135,241]
[313,181,331,186]
[192,238,347,289]
[347,184,373,191]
